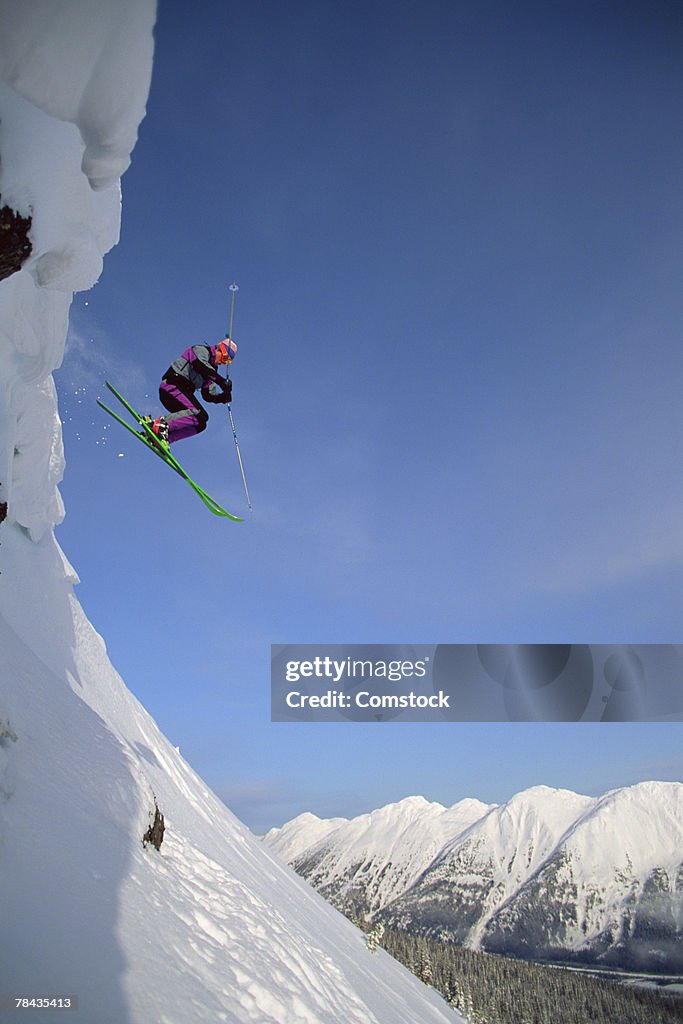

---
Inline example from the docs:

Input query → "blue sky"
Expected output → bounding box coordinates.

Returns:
[55,0,682,833]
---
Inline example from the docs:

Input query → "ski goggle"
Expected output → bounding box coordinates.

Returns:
[216,339,237,364]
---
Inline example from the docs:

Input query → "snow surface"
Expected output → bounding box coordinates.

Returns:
[0,526,462,1023]
[0,6,462,1023]
[0,0,155,189]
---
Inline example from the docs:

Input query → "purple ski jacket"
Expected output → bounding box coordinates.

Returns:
[164,344,227,396]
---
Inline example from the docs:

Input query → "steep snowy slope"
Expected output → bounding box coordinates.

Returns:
[265,796,492,918]
[0,526,462,1024]
[0,6,462,1023]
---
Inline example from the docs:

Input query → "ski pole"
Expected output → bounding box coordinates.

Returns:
[225,282,253,512]
[228,280,238,343]
[228,403,253,512]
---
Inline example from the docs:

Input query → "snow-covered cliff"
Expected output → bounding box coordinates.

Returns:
[0,0,153,538]
[0,7,460,1022]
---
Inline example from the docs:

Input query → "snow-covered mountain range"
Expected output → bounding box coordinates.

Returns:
[0,6,461,1023]
[264,782,683,973]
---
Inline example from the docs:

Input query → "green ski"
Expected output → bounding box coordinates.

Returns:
[97,381,243,521]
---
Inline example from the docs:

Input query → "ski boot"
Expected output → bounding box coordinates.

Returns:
[141,416,171,454]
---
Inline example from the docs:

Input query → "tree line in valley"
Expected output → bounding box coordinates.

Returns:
[364,922,683,1024]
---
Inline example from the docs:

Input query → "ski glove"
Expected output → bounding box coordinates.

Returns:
[202,379,232,404]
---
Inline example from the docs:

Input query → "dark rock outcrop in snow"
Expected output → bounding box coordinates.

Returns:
[0,200,32,281]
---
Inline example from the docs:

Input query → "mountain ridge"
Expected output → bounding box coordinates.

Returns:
[264,781,683,972]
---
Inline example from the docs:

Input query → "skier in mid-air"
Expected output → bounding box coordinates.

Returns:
[143,338,237,450]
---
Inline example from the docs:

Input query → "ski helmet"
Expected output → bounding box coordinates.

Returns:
[216,338,237,364]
